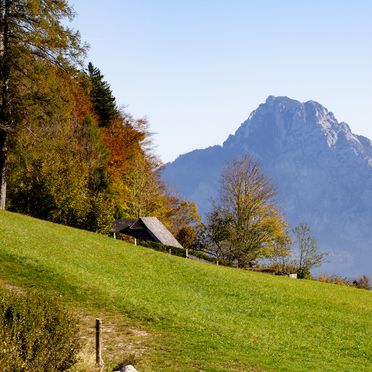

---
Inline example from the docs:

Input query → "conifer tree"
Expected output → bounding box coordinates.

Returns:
[87,62,117,127]
[0,0,85,209]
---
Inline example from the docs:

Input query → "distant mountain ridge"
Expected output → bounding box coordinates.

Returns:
[162,96,372,276]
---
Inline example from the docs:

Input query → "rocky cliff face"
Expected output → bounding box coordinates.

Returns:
[162,96,372,276]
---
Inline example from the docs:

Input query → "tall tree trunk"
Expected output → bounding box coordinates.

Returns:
[0,129,7,209]
[0,0,11,210]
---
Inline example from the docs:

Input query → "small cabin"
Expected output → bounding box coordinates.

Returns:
[113,217,183,249]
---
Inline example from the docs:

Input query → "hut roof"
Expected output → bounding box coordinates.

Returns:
[139,217,183,248]
[113,217,183,249]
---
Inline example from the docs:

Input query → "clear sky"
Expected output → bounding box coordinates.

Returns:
[70,0,372,163]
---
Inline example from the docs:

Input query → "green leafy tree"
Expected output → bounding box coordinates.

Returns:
[88,62,118,127]
[292,223,327,279]
[205,208,232,261]
[0,0,85,209]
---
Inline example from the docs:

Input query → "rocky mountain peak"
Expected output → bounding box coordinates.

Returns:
[224,96,363,154]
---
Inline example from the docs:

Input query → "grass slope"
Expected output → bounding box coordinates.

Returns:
[0,210,371,371]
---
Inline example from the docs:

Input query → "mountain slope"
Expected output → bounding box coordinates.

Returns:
[162,96,372,276]
[1,210,372,371]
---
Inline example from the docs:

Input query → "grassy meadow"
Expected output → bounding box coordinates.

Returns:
[0,210,371,371]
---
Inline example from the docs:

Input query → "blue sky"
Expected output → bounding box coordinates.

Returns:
[71,0,372,163]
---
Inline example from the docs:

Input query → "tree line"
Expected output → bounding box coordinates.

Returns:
[0,0,199,234]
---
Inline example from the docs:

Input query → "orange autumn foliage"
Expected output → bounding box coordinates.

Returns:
[101,115,147,209]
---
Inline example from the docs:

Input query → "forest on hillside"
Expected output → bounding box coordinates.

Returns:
[0,0,199,235]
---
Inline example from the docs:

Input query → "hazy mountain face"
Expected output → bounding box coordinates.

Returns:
[162,96,372,276]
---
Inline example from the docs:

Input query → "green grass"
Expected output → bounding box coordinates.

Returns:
[0,210,371,371]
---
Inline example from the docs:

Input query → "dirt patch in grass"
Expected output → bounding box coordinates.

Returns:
[77,312,151,371]
[0,280,25,294]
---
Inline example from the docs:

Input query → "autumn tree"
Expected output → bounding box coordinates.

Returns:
[163,195,201,235]
[292,223,327,278]
[0,0,85,209]
[100,114,147,215]
[123,152,164,218]
[99,103,202,231]
[269,236,293,274]
[208,156,289,267]
[176,225,197,250]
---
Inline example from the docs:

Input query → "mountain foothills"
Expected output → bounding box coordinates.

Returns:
[162,96,372,276]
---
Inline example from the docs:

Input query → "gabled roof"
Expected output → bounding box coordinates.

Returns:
[139,217,183,248]
[113,217,183,249]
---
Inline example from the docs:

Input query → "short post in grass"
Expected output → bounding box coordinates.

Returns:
[169,248,172,255]
[96,318,102,367]
[186,248,189,258]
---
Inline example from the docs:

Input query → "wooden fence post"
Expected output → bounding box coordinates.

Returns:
[186,249,189,258]
[96,318,102,367]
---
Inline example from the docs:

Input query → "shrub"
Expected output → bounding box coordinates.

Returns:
[296,267,312,279]
[189,250,216,263]
[318,273,353,287]
[138,240,238,268]
[0,286,81,371]
[269,262,297,275]
[353,275,371,290]
[138,240,187,257]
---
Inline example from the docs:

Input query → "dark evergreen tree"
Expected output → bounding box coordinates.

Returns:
[88,62,118,127]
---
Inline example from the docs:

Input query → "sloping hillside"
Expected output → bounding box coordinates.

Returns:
[0,211,371,371]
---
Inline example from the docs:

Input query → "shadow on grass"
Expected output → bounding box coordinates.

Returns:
[0,251,92,306]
